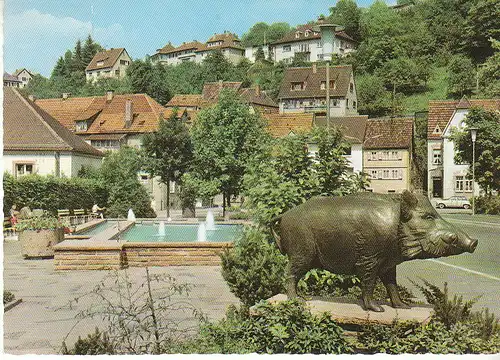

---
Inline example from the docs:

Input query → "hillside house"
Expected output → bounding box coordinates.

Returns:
[363,117,414,194]
[277,64,358,117]
[3,87,103,178]
[13,68,34,88]
[152,32,245,66]
[85,48,132,82]
[3,72,22,88]
[427,97,499,200]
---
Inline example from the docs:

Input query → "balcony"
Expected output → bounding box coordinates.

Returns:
[304,105,327,113]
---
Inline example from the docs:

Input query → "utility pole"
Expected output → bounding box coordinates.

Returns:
[326,61,330,129]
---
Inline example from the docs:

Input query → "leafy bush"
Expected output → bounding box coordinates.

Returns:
[220,227,288,307]
[3,173,107,215]
[3,291,15,305]
[228,211,250,220]
[62,328,115,355]
[168,300,352,354]
[474,195,500,215]
[15,216,68,232]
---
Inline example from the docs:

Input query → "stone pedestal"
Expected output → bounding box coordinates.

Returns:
[266,294,433,326]
[20,228,64,258]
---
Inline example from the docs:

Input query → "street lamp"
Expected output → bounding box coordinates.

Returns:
[469,127,478,216]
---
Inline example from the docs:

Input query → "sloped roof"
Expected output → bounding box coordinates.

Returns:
[278,65,353,99]
[157,41,204,55]
[272,23,355,45]
[427,98,500,140]
[197,32,244,52]
[3,72,21,82]
[364,117,413,149]
[166,94,204,108]
[264,113,314,137]
[86,48,127,71]
[3,87,103,156]
[14,68,34,77]
[202,81,243,101]
[36,93,167,135]
[314,115,368,144]
[156,42,176,54]
[238,87,278,108]
[35,97,98,131]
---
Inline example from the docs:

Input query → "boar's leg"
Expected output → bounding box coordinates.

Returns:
[379,266,410,309]
[358,255,384,312]
[286,259,310,299]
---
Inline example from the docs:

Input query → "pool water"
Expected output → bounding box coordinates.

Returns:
[79,220,116,236]
[121,224,243,242]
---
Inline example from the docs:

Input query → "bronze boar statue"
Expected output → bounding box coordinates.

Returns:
[270,191,478,312]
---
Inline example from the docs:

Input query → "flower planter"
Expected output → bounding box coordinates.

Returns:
[20,228,64,258]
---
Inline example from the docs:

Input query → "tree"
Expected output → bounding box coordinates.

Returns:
[51,57,67,78]
[463,0,500,63]
[201,50,233,82]
[328,0,362,41]
[478,39,500,97]
[451,107,500,196]
[241,22,291,47]
[190,89,268,214]
[356,74,393,117]
[71,39,85,73]
[447,55,475,97]
[126,60,171,104]
[82,34,103,67]
[254,46,265,61]
[377,56,431,95]
[142,109,193,217]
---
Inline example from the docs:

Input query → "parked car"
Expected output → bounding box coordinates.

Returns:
[435,196,471,209]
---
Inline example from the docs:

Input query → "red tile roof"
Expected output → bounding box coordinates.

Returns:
[3,87,103,156]
[197,32,244,52]
[157,41,205,55]
[427,98,500,139]
[36,93,167,135]
[264,113,314,137]
[202,81,243,101]
[364,117,413,149]
[314,115,368,144]
[238,87,278,108]
[272,23,355,45]
[85,48,128,71]
[278,65,353,99]
[166,94,204,108]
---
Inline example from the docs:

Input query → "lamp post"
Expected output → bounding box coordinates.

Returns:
[469,127,478,216]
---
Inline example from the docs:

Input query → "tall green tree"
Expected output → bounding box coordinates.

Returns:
[82,34,104,66]
[51,57,67,79]
[190,89,268,213]
[463,0,499,63]
[451,107,500,196]
[201,50,233,82]
[356,74,394,117]
[71,39,85,73]
[447,55,475,97]
[241,22,291,47]
[142,109,193,217]
[328,0,362,41]
[478,39,500,97]
[254,46,265,61]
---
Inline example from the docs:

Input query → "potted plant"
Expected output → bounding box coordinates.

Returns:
[15,216,67,258]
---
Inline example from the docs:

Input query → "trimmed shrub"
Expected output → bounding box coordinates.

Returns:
[220,227,288,307]
[167,300,352,354]
[61,328,115,355]
[3,173,107,215]
[474,195,500,215]
[3,291,15,305]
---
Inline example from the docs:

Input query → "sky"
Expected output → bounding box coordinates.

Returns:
[3,0,393,77]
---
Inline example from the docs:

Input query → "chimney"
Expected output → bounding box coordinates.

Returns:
[124,99,133,128]
[62,93,71,100]
[28,95,36,102]
[255,84,261,97]
[312,63,317,74]
[106,90,114,101]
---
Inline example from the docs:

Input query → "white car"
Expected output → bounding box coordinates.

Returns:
[435,196,471,209]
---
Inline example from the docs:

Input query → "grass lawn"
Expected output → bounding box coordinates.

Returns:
[402,66,449,114]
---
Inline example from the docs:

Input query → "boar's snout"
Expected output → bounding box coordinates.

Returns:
[468,239,478,253]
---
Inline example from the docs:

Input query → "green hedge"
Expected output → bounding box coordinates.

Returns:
[474,195,500,215]
[3,173,108,215]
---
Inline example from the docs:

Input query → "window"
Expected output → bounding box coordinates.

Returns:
[283,45,291,52]
[369,170,378,179]
[295,32,301,39]
[96,61,104,66]
[330,99,339,107]
[368,151,378,161]
[317,41,322,48]
[305,30,310,37]
[75,121,88,131]
[353,101,357,109]
[455,176,473,192]
[120,60,130,65]
[383,169,390,179]
[96,71,101,76]
[388,190,396,193]
[350,83,354,93]
[91,139,120,149]
[432,149,442,164]
[115,69,120,76]
[321,80,336,90]
[16,163,33,177]
[291,82,305,90]
[22,77,27,81]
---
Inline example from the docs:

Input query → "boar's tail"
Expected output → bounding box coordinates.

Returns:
[269,215,283,252]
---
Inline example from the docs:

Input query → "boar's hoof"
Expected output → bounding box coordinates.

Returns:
[364,302,384,312]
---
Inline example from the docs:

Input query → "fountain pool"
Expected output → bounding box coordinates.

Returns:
[122,223,242,242]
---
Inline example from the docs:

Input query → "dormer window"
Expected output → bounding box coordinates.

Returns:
[75,120,88,131]
[96,61,104,66]
[291,82,305,91]
[433,125,442,135]
[320,80,336,90]
[295,31,301,39]
[305,30,310,37]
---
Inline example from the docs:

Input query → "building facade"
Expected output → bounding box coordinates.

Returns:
[277,64,358,117]
[427,97,499,200]
[3,87,103,178]
[152,32,245,66]
[3,72,22,87]
[85,48,132,82]
[363,117,413,194]
[13,68,34,88]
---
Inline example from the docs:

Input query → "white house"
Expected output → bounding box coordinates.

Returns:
[3,87,103,178]
[427,97,499,200]
[85,48,132,82]
[13,68,34,88]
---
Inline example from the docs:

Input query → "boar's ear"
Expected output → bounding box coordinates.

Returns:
[401,190,418,222]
